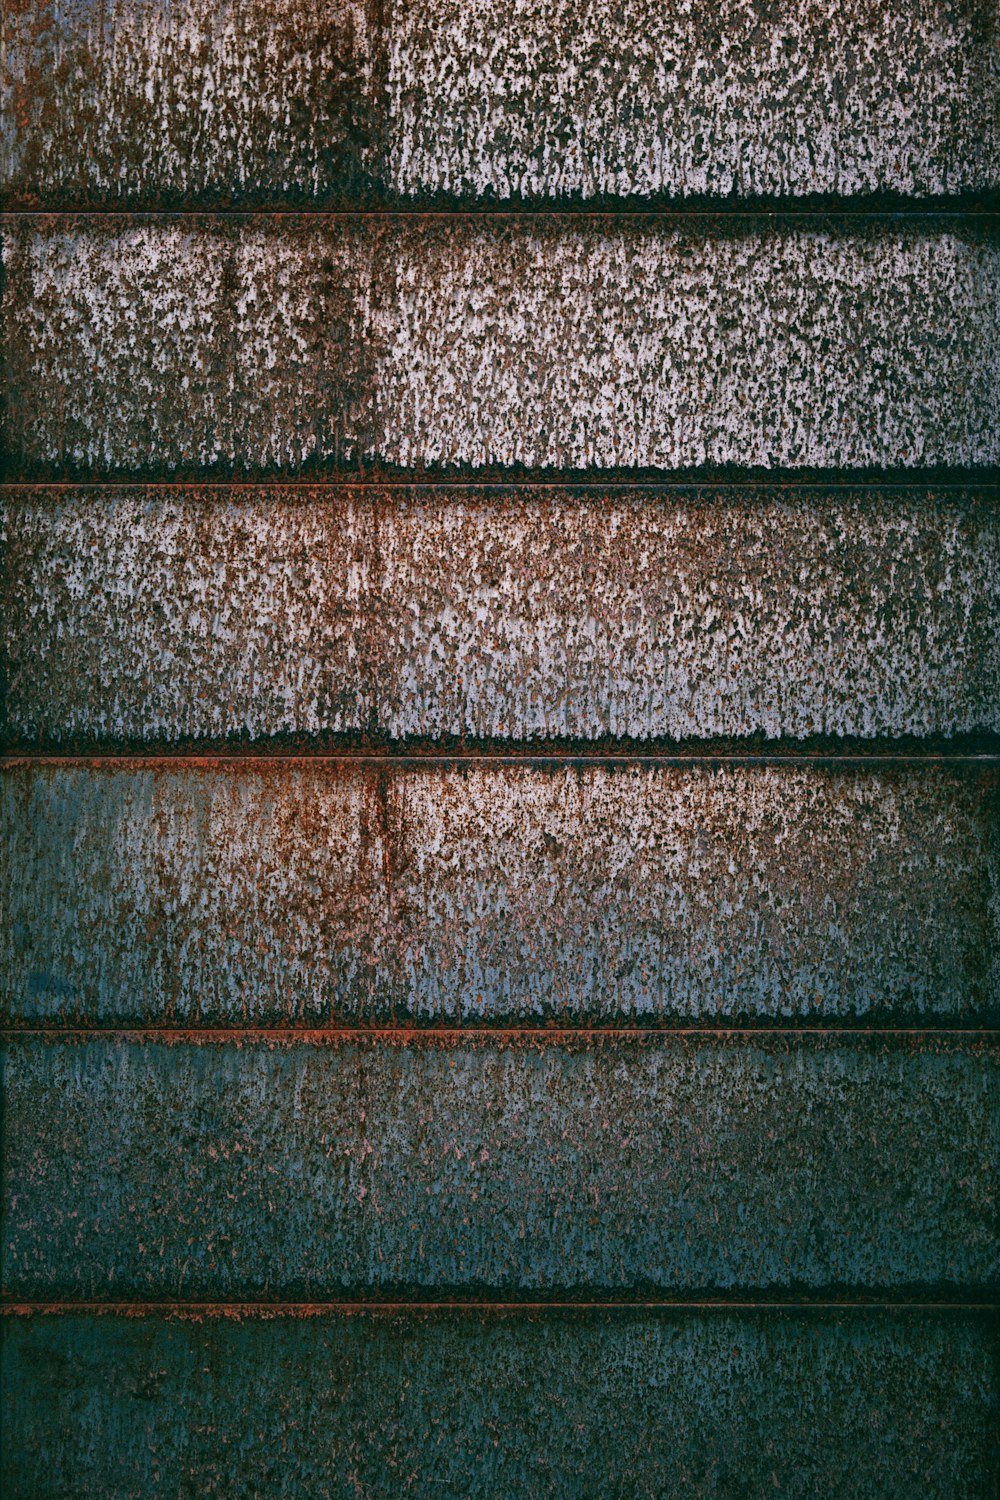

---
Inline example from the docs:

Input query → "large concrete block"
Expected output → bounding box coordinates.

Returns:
[2,1309,996,1498]
[4,486,998,744]
[3,762,996,1024]
[383,0,998,202]
[3,1,996,205]
[368,222,998,471]
[1,0,374,207]
[3,220,996,474]
[3,1035,996,1297]
[0,220,371,472]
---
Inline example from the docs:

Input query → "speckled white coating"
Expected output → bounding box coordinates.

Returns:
[3,488,998,743]
[3,0,996,202]
[3,222,996,472]
[1,0,372,203]
[372,226,999,470]
[385,0,998,200]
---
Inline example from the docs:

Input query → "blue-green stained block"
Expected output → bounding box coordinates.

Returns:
[2,1309,996,1498]
[3,1035,996,1298]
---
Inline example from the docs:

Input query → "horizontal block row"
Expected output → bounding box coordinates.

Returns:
[4,763,997,1024]
[3,0,996,205]
[3,1310,996,1498]
[4,488,998,745]
[3,1036,996,1297]
[4,221,996,474]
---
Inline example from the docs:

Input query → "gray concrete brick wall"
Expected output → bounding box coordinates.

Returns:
[3,221,997,473]
[1,0,995,1489]
[4,1,997,205]
[4,1311,996,1498]
[4,487,998,744]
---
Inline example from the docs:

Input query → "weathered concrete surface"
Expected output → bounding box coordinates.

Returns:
[3,1,997,205]
[370,224,999,471]
[3,1310,996,1499]
[2,490,371,743]
[3,763,997,1024]
[0,0,374,207]
[3,487,998,745]
[0,221,371,473]
[3,221,996,473]
[385,0,999,202]
[2,1036,996,1297]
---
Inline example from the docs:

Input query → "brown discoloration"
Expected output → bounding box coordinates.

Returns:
[2,761,996,1024]
[2,0,996,205]
[2,1033,996,1297]
[1,0,374,207]
[2,489,375,742]
[0,218,373,473]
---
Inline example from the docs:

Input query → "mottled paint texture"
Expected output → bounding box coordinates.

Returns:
[1,0,997,1486]
[3,1036,996,1296]
[1,0,374,205]
[3,1311,997,1498]
[3,487,998,745]
[384,0,999,202]
[3,0,997,205]
[3,220,997,473]
[3,763,997,1024]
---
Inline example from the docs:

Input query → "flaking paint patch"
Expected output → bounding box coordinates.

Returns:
[3,221,996,473]
[6,487,996,745]
[0,219,373,471]
[2,762,996,1023]
[372,225,999,470]
[3,1310,997,1497]
[2,490,374,742]
[2,1035,996,1297]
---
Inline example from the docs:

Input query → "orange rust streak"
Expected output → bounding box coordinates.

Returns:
[3,1300,997,1317]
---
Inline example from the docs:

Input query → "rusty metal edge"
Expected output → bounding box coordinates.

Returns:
[2,477,997,492]
[4,753,998,766]
[1,201,997,220]
[3,1300,997,1315]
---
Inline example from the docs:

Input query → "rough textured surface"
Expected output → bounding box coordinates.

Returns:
[0,220,371,472]
[3,763,997,1024]
[2,0,995,1485]
[4,487,999,745]
[3,1035,996,1297]
[0,488,375,744]
[384,0,999,201]
[0,0,374,206]
[3,0,997,205]
[3,221,996,474]
[371,224,999,471]
[3,1310,997,1498]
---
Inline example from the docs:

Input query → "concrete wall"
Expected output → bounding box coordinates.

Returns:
[3,221,997,472]
[4,1,997,205]
[1,0,996,1492]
